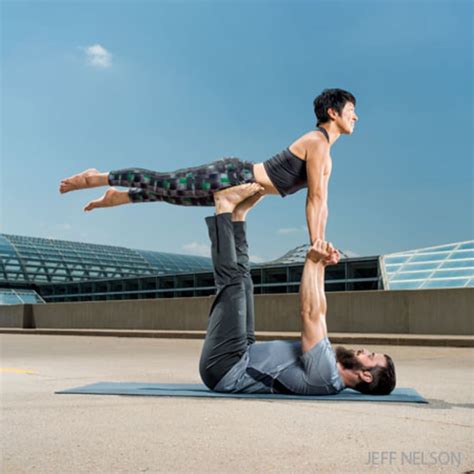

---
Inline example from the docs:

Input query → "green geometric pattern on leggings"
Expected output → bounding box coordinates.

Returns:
[109,157,255,206]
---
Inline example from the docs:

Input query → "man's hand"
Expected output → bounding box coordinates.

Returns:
[307,240,340,266]
[307,239,331,263]
[324,248,340,266]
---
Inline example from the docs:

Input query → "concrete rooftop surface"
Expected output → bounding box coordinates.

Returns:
[1,334,473,473]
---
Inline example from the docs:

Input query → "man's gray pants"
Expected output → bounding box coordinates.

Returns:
[199,213,256,390]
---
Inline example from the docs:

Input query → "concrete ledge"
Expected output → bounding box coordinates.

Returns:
[1,288,472,335]
[0,328,472,347]
[0,304,34,328]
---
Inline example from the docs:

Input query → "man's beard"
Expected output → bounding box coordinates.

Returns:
[336,346,365,371]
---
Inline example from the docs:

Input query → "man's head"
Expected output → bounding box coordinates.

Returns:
[313,88,358,134]
[336,346,396,395]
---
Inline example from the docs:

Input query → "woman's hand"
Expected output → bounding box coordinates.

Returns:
[307,239,331,263]
[307,240,340,266]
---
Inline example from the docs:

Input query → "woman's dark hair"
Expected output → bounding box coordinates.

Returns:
[354,354,396,395]
[313,88,356,126]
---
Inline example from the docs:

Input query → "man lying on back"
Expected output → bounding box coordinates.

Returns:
[199,184,396,395]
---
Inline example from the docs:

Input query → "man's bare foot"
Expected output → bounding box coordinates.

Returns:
[60,169,108,194]
[214,183,263,214]
[83,188,130,212]
[232,192,265,221]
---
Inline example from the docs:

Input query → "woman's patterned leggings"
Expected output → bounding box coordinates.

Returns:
[108,158,255,206]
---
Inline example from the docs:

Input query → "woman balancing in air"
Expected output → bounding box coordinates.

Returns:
[60,89,358,247]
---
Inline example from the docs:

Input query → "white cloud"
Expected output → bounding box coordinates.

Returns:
[249,255,266,263]
[182,242,211,257]
[84,44,112,68]
[277,226,305,235]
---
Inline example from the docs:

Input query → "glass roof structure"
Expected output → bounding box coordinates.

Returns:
[0,234,212,284]
[0,289,45,305]
[381,241,474,290]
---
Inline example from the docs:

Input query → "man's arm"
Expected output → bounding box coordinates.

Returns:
[305,141,330,244]
[300,240,329,353]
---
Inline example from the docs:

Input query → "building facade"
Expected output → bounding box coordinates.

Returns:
[1,233,472,304]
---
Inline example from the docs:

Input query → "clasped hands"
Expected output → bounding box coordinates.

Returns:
[307,239,340,266]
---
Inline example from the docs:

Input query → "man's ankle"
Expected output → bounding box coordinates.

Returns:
[232,212,246,222]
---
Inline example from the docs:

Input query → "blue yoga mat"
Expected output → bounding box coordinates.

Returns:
[56,382,427,403]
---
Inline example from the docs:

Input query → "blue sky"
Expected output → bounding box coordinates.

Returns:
[1,0,472,262]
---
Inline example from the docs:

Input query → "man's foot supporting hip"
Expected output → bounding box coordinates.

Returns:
[208,183,263,286]
[214,183,263,214]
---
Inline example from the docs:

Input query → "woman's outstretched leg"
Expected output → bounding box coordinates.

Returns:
[83,188,131,212]
[82,188,213,212]
[84,183,263,212]
[61,158,256,210]
[59,169,109,194]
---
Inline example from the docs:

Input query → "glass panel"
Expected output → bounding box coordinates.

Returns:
[410,253,450,263]
[5,264,22,270]
[71,270,86,276]
[417,244,457,253]
[0,294,20,304]
[1,247,19,256]
[458,242,474,250]
[450,250,474,260]
[431,269,474,278]
[391,271,433,281]
[389,281,423,289]
[384,264,401,272]
[325,282,345,292]
[399,262,441,272]
[263,268,288,284]
[325,264,345,280]
[7,273,26,280]
[440,259,474,269]
[35,275,49,281]
[25,265,43,272]
[0,289,45,305]
[422,278,469,288]
[348,262,378,278]
[18,294,37,303]
[348,280,379,290]
[384,256,410,264]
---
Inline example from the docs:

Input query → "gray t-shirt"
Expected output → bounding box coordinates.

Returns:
[213,337,345,395]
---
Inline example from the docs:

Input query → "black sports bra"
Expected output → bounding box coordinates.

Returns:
[263,128,329,197]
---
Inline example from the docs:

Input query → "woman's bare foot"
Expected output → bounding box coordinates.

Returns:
[214,183,263,214]
[232,192,265,221]
[83,188,130,212]
[60,169,109,194]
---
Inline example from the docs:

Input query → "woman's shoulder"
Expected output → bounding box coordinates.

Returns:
[289,131,329,159]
